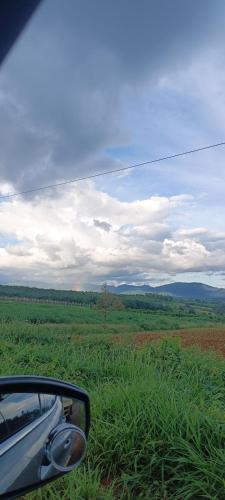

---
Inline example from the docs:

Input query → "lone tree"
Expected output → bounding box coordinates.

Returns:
[97,282,124,328]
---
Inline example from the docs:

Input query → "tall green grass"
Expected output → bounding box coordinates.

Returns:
[1,319,225,498]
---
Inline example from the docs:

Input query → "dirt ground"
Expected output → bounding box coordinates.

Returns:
[127,328,225,357]
[114,328,225,357]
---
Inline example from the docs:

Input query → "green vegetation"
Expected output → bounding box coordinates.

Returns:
[1,282,225,311]
[1,299,225,498]
[0,284,99,306]
[96,283,124,327]
[0,297,225,332]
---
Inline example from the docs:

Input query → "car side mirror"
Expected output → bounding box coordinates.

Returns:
[0,376,90,499]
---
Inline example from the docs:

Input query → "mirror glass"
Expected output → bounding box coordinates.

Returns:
[49,425,86,471]
[0,392,87,496]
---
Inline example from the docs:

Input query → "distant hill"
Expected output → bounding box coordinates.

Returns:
[0,281,225,303]
[108,284,154,295]
[108,282,225,300]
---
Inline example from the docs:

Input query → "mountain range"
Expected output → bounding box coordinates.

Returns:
[108,282,225,300]
[1,281,225,302]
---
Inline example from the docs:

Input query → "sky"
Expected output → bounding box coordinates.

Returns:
[1,0,225,290]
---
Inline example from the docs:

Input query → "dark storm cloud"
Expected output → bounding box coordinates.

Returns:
[0,0,224,190]
[93,219,112,232]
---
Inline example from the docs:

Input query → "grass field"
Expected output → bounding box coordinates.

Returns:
[1,300,225,498]
[0,298,225,331]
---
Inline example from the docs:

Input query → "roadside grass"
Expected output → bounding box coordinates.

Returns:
[88,340,225,498]
[1,315,225,498]
[27,466,115,500]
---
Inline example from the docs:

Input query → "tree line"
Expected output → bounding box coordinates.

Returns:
[0,284,172,311]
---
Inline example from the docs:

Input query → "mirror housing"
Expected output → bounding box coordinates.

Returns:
[0,376,90,499]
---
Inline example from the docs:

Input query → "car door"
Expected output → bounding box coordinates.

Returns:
[0,393,63,494]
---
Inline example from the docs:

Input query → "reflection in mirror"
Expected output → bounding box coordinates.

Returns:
[0,392,87,497]
[46,424,86,473]
[63,397,86,431]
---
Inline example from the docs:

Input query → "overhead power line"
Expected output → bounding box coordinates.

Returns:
[0,140,225,201]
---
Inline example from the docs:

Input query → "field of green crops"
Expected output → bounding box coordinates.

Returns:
[1,300,225,498]
[0,298,225,331]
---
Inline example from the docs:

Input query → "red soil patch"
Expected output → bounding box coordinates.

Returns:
[133,328,225,357]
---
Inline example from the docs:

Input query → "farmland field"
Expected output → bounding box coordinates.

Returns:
[1,299,225,498]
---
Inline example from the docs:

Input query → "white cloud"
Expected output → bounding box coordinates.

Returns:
[0,183,225,287]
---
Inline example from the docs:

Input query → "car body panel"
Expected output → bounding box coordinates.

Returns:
[0,395,63,495]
